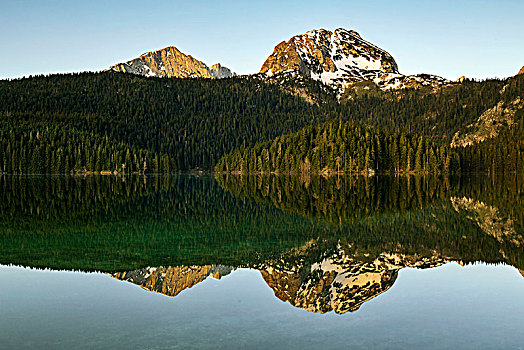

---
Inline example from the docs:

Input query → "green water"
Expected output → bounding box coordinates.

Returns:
[0,174,523,349]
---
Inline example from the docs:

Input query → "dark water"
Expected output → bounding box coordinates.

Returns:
[0,174,523,349]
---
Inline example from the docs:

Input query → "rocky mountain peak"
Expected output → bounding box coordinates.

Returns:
[109,46,235,79]
[210,63,235,79]
[260,28,398,80]
[518,66,524,75]
[260,27,451,94]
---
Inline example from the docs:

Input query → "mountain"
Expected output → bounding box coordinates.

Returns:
[108,28,451,94]
[209,63,236,79]
[519,66,524,75]
[260,28,452,94]
[109,46,235,79]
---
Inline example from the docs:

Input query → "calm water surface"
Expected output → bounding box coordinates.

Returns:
[0,175,523,349]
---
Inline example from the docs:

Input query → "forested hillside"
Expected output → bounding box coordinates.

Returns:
[341,77,516,141]
[0,71,522,174]
[0,72,333,173]
[453,75,524,173]
[216,73,523,175]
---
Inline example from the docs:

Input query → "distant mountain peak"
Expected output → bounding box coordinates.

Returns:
[210,63,235,79]
[260,27,452,94]
[109,46,235,79]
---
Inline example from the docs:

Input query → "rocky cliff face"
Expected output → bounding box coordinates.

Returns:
[261,28,398,79]
[210,63,235,79]
[109,46,235,79]
[260,28,452,94]
[451,97,523,148]
[518,66,524,75]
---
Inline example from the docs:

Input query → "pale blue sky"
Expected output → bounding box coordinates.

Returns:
[1,0,523,80]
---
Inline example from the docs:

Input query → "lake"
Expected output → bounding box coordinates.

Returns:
[0,174,523,349]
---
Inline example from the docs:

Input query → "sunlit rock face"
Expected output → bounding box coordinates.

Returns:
[450,98,523,148]
[260,248,449,314]
[518,66,524,76]
[109,46,235,79]
[260,28,451,94]
[111,265,234,297]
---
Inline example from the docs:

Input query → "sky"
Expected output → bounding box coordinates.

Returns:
[1,0,523,80]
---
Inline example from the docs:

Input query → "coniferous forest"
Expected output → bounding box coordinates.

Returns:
[0,71,523,174]
[215,119,459,174]
[0,72,328,173]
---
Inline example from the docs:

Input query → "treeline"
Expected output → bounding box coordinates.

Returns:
[0,72,329,173]
[215,119,460,174]
[0,124,175,174]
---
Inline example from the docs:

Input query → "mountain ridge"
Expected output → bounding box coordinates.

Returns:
[108,28,453,95]
[109,45,235,79]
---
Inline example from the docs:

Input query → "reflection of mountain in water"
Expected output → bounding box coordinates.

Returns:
[109,245,489,314]
[259,249,448,314]
[451,197,523,247]
[106,173,524,313]
[111,265,234,297]
[110,233,524,314]
[2,174,524,278]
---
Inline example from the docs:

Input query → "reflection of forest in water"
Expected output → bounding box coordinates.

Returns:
[0,174,523,313]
